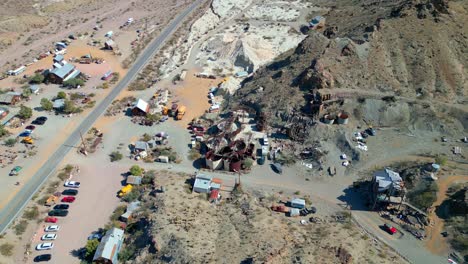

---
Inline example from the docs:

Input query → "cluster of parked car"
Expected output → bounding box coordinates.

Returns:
[17,116,48,146]
[34,180,80,262]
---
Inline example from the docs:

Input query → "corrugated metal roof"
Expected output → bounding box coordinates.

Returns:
[127,176,142,185]
[93,228,124,263]
[50,63,75,79]
[133,99,149,113]
[63,69,81,82]
[53,55,64,62]
[134,141,149,151]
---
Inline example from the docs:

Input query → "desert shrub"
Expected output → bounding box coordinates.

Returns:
[14,220,28,235]
[435,155,448,166]
[29,73,45,84]
[0,243,14,256]
[4,138,16,147]
[110,151,123,162]
[22,206,39,220]
[110,205,127,222]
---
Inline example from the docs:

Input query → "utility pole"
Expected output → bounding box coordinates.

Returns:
[79,131,88,155]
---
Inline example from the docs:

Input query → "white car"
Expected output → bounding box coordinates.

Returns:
[64,181,80,188]
[41,234,57,241]
[262,136,269,146]
[36,242,54,250]
[44,225,60,232]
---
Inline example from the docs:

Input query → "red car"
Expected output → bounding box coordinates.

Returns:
[45,217,57,223]
[192,127,205,132]
[61,196,76,203]
[383,223,397,235]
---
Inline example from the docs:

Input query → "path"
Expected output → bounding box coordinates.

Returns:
[0,0,206,234]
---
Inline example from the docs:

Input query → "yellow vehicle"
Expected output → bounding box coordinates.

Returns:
[118,184,133,197]
[162,106,169,115]
[22,137,34,144]
[176,105,186,120]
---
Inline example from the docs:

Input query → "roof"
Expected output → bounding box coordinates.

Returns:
[50,63,75,79]
[374,168,403,192]
[210,189,219,200]
[63,69,81,82]
[134,141,149,151]
[53,99,65,109]
[127,176,142,185]
[121,201,140,219]
[291,198,306,205]
[93,228,124,263]
[0,93,19,103]
[105,39,115,46]
[133,99,149,113]
[53,55,64,62]
[193,174,212,191]
[29,85,40,92]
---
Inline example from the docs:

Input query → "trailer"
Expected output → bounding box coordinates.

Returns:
[8,66,26,76]
[101,70,113,80]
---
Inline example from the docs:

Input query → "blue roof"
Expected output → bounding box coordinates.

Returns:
[51,63,75,79]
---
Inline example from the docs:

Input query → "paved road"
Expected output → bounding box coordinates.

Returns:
[0,0,205,233]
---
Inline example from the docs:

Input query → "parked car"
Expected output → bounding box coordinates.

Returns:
[53,204,69,210]
[19,130,32,137]
[9,166,22,176]
[25,125,36,130]
[36,243,54,250]
[48,210,68,217]
[44,217,57,223]
[160,116,169,122]
[44,225,60,232]
[87,232,104,241]
[64,181,80,188]
[32,116,48,125]
[41,234,57,241]
[383,223,397,235]
[62,189,78,196]
[34,254,51,262]
[61,196,76,203]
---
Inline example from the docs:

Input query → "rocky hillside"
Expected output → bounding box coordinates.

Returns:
[230,0,467,133]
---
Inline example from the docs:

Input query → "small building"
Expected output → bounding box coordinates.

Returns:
[193,174,213,193]
[131,99,149,116]
[53,99,66,109]
[0,92,21,105]
[126,176,142,185]
[105,31,114,38]
[92,228,124,264]
[157,156,169,163]
[373,168,404,195]
[105,39,116,50]
[134,141,149,152]
[29,85,40,95]
[49,63,81,84]
[120,201,140,222]
[290,198,306,209]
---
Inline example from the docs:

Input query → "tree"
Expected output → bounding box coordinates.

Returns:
[40,98,53,111]
[57,91,67,99]
[141,133,152,142]
[84,239,99,259]
[17,105,33,119]
[63,78,84,88]
[129,165,143,176]
[63,100,82,114]
[4,138,16,147]
[29,73,44,84]
[435,155,448,166]
[21,86,32,97]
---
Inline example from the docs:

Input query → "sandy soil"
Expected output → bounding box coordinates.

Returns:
[425,174,467,255]
[172,69,219,126]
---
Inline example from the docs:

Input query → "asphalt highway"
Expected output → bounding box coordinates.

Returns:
[0,0,205,233]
